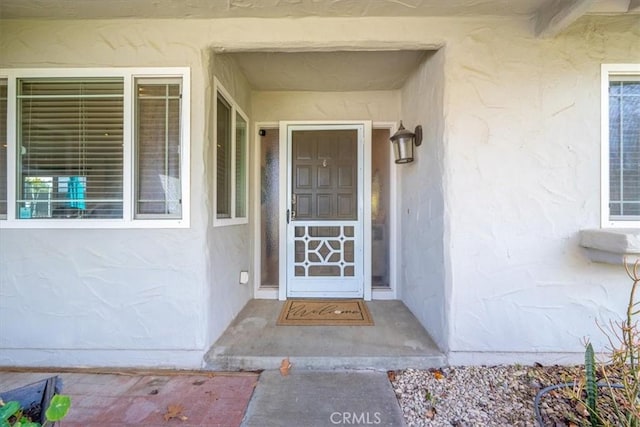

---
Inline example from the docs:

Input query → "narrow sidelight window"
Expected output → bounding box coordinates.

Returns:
[0,79,7,218]
[135,79,182,218]
[235,111,247,218]
[216,93,232,219]
[214,79,249,225]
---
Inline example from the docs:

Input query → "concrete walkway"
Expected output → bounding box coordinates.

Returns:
[242,370,405,427]
[205,300,444,371]
[1,301,431,426]
[0,368,406,426]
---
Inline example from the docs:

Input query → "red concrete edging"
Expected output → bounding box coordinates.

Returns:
[0,369,260,427]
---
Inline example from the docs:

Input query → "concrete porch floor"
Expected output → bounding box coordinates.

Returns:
[204,299,445,371]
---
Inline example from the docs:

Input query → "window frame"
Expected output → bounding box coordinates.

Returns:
[0,67,190,229]
[134,77,184,220]
[601,63,640,229]
[0,79,7,218]
[213,78,249,227]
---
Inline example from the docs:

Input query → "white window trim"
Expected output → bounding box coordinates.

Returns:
[0,67,191,229]
[213,78,249,227]
[601,63,640,229]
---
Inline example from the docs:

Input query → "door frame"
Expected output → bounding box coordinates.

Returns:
[253,121,399,301]
[278,121,371,300]
[281,122,368,299]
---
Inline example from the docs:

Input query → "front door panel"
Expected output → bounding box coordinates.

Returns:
[285,125,364,298]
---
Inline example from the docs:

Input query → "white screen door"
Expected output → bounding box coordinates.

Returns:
[283,123,365,298]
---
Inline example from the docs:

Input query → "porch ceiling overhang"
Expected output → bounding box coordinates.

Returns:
[0,0,638,38]
[227,50,430,92]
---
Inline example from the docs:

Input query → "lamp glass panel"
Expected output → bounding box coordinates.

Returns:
[394,136,414,163]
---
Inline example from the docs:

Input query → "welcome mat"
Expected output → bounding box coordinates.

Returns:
[277,299,374,326]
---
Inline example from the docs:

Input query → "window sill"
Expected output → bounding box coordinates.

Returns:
[580,228,640,265]
[0,218,190,229]
[213,218,249,227]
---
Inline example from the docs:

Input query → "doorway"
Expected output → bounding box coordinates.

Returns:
[282,122,367,298]
[256,122,396,300]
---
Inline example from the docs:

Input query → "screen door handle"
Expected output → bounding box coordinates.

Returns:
[286,209,297,223]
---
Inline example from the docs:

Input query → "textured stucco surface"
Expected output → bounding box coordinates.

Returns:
[251,90,400,123]
[444,15,640,364]
[0,228,209,367]
[399,49,449,352]
[208,53,254,347]
[3,0,637,21]
[0,0,560,19]
[0,14,639,367]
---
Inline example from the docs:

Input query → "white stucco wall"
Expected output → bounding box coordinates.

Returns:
[399,49,449,351]
[0,229,208,367]
[0,15,638,367]
[445,16,640,365]
[252,90,400,123]
[207,54,254,345]
[0,22,229,368]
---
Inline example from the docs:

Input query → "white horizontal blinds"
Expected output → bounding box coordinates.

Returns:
[17,78,124,219]
[0,79,7,217]
[135,79,182,218]
[235,112,247,218]
[609,77,640,220]
[216,93,231,219]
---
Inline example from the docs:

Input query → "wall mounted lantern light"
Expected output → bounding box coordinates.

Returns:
[390,121,422,164]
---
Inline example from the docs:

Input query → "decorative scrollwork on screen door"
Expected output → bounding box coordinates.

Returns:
[294,225,355,277]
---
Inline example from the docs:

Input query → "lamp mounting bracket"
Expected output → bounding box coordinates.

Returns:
[414,125,423,147]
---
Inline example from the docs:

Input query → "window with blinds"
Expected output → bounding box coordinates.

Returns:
[214,80,249,225]
[0,68,189,226]
[17,78,124,219]
[608,76,640,222]
[216,93,231,219]
[0,79,7,218]
[235,112,247,218]
[136,79,182,218]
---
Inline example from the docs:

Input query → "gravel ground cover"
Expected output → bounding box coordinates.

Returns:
[391,365,592,427]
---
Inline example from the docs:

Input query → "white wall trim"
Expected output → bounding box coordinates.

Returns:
[363,121,373,301]
[254,287,279,299]
[372,288,397,300]
[448,351,589,366]
[0,348,205,369]
[278,121,288,301]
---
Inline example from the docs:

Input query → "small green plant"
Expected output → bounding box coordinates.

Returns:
[536,259,640,426]
[597,259,640,426]
[0,394,71,427]
[572,259,640,426]
[585,342,600,426]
